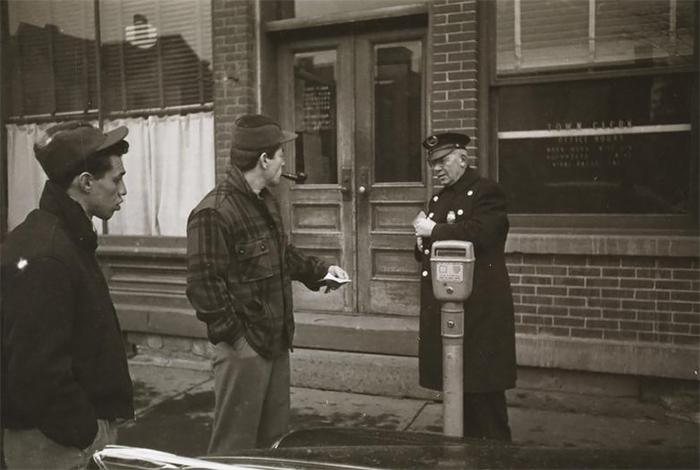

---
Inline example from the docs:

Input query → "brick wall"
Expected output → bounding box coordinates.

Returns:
[212,0,256,180]
[508,254,700,346]
[430,0,478,166]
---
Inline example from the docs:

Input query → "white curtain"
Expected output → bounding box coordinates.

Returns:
[7,122,50,230]
[5,112,215,236]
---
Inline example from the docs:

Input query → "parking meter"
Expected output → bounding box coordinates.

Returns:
[430,239,475,438]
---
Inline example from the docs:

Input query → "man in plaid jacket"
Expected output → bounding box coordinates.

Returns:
[186,114,349,454]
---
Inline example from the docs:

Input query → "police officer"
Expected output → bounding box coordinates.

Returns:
[413,132,516,441]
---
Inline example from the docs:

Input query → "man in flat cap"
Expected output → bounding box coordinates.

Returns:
[1,121,134,468]
[186,114,349,454]
[413,132,516,441]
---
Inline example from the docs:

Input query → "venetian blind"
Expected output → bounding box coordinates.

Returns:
[497,0,695,75]
[99,0,213,113]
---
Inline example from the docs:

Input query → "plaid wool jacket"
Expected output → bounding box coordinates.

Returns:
[186,166,330,358]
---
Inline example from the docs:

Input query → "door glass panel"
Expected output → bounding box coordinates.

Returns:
[374,41,423,183]
[293,50,338,184]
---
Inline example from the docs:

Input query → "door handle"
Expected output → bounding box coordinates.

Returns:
[340,168,352,201]
[358,167,370,197]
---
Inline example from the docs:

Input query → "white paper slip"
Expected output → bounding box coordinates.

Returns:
[320,272,352,285]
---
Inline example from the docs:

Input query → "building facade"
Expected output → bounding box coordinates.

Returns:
[2,0,698,399]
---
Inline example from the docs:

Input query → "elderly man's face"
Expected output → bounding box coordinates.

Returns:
[429,150,467,186]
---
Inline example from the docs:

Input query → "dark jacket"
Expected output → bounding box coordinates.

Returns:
[186,166,329,359]
[416,168,516,393]
[1,181,134,450]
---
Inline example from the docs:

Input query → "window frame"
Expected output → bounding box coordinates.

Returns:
[482,0,699,233]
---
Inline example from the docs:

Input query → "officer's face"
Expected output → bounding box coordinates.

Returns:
[429,150,467,186]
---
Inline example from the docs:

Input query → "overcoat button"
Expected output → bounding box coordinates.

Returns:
[422,270,428,277]
[424,249,430,255]
[433,196,439,202]
[467,190,473,196]
[428,212,434,218]
[457,209,464,215]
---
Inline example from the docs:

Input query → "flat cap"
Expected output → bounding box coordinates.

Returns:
[35,121,129,182]
[422,132,470,162]
[232,114,297,152]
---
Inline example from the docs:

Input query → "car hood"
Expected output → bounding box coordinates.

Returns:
[93,427,699,470]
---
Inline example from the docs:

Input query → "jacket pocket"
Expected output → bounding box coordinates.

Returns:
[235,237,274,283]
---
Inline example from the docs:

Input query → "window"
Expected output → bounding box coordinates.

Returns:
[6,0,215,236]
[293,50,338,185]
[497,0,695,75]
[8,0,212,117]
[374,40,423,183]
[492,0,698,226]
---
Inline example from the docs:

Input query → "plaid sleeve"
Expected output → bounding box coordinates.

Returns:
[185,208,246,343]
[285,243,330,291]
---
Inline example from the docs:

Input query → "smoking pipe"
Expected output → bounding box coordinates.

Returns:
[281,172,307,183]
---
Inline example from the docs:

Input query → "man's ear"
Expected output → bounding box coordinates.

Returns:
[76,172,93,193]
[259,152,269,169]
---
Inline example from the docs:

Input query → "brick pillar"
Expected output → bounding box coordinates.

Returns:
[430,0,478,166]
[212,0,257,180]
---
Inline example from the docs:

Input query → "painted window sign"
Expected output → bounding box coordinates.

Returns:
[498,75,696,214]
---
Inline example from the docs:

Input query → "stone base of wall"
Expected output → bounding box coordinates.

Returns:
[125,332,699,423]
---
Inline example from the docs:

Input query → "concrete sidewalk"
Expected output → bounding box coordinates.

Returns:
[116,356,699,459]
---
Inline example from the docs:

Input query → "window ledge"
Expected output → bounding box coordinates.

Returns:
[507,232,699,257]
[97,235,186,258]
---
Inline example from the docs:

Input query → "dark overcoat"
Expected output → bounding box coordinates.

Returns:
[1,182,134,450]
[415,168,516,393]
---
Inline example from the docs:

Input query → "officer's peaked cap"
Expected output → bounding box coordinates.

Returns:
[422,132,470,162]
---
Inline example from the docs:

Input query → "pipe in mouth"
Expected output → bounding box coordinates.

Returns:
[281,172,307,183]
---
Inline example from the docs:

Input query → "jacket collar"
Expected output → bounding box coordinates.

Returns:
[39,181,98,252]
[227,165,270,200]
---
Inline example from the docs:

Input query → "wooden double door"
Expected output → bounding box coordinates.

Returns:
[277,28,430,317]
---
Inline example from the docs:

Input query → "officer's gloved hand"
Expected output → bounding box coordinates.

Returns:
[414,216,436,237]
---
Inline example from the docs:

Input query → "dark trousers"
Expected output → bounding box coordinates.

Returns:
[463,390,512,441]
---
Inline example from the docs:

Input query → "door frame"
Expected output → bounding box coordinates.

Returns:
[277,27,429,316]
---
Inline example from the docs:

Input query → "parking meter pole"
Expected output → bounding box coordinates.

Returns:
[430,235,473,439]
[441,301,464,437]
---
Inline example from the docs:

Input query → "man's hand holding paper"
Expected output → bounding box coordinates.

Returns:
[321,265,351,293]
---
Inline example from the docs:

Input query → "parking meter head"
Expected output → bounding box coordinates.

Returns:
[430,240,475,302]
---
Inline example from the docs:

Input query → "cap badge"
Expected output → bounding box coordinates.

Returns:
[425,135,438,148]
